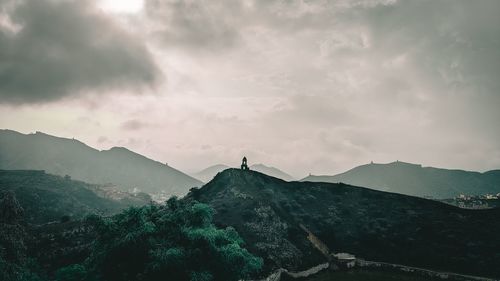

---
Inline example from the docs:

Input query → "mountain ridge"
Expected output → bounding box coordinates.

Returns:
[0,169,150,224]
[302,161,500,198]
[192,164,231,183]
[187,168,500,278]
[192,163,294,183]
[0,129,202,196]
[250,163,295,181]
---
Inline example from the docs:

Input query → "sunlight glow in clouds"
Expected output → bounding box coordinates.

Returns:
[99,0,144,14]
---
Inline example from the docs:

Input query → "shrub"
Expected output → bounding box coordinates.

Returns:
[85,199,262,281]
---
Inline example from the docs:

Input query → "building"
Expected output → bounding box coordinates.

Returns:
[332,253,356,269]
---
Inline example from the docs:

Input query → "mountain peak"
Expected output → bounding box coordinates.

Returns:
[108,146,129,150]
[192,163,295,183]
[303,161,500,198]
[106,146,133,153]
[218,167,283,180]
[188,167,500,277]
[249,163,295,181]
[196,168,287,196]
[386,161,422,168]
[251,163,269,168]
[0,129,202,196]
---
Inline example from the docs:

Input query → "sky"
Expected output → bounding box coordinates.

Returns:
[1,0,500,178]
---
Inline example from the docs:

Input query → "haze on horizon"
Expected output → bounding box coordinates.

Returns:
[1,0,499,177]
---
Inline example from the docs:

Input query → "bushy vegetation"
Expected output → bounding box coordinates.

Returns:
[84,197,262,281]
[0,170,145,224]
[0,195,262,281]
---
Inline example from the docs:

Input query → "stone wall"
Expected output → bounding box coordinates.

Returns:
[356,259,495,281]
[251,263,329,281]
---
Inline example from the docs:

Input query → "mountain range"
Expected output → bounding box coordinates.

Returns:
[188,169,500,278]
[302,161,500,199]
[192,163,294,183]
[1,165,499,279]
[0,130,202,196]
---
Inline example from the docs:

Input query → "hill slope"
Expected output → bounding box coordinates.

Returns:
[302,161,500,198]
[192,164,231,183]
[250,164,295,181]
[192,163,294,183]
[0,130,202,196]
[0,170,150,224]
[187,169,500,278]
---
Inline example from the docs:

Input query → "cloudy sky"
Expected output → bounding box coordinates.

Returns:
[1,0,499,177]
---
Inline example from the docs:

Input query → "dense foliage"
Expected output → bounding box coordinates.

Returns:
[0,194,262,281]
[85,197,262,281]
[0,191,44,281]
[0,170,149,224]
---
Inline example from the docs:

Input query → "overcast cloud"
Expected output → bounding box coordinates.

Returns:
[0,0,159,104]
[1,0,499,177]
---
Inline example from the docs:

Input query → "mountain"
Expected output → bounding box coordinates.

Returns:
[192,163,294,183]
[250,163,295,181]
[0,169,150,224]
[0,129,202,196]
[187,169,500,278]
[302,161,500,199]
[192,164,230,183]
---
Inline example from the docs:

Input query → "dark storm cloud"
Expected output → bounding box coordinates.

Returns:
[0,0,159,104]
[143,0,338,52]
[145,0,241,52]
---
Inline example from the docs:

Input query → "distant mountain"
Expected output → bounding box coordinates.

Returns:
[187,169,500,278]
[0,170,150,224]
[302,161,500,199]
[0,130,202,196]
[192,163,294,183]
[250,163,294,181]
[192,164,230,183]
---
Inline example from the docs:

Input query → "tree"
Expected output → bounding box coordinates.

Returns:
[0,191,24,224]
[85,199,262,281]
[55,264,86,281]
[0,192,44,281]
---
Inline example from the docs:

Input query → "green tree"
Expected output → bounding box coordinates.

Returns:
[85,199,262,281]
[55,264,87,281]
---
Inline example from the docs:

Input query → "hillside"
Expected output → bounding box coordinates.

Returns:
[0,188,261,281]
[0,130,202,196]
[192,164,231,182]
[302,161,500,199]
[0,170,150,224]
[187,169,500,278]
[250,164,295,181]
[193,163,294,183]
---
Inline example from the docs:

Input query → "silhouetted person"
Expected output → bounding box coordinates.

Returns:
[241,156,249,170]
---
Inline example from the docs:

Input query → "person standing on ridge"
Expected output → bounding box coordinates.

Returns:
[241,156,249,170]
